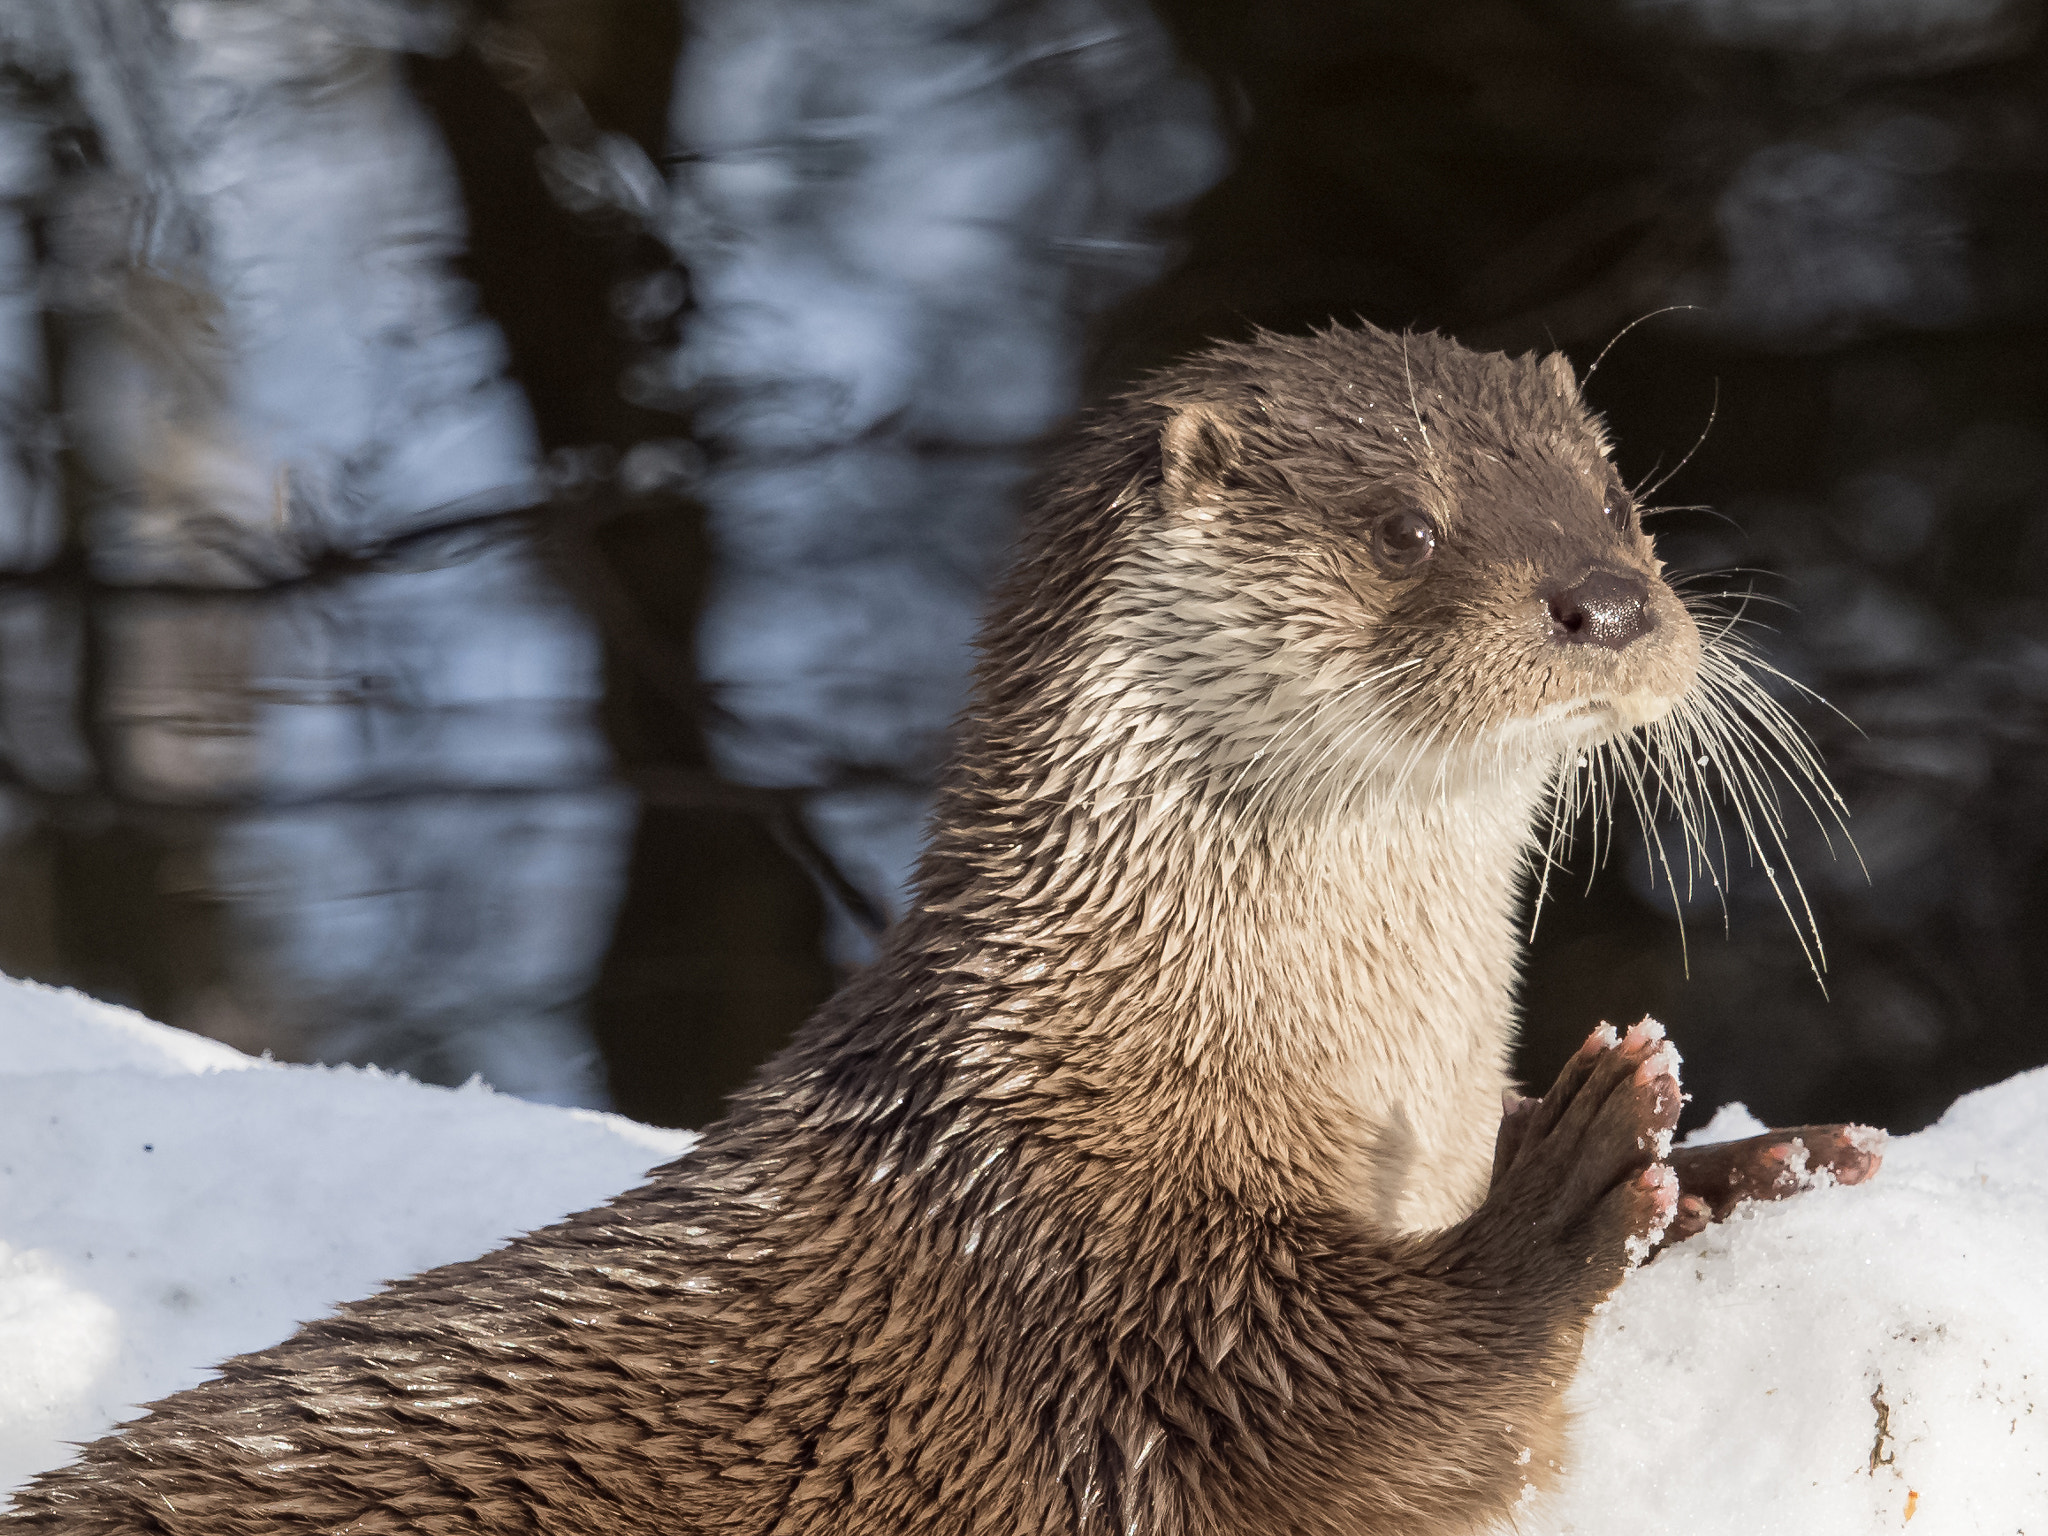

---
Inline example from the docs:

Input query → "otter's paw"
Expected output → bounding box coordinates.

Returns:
[1485,1019,1684,1290]
[1658,1123,1887,1244]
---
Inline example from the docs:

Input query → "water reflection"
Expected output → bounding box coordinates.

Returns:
[1,0,2040,1138]
[0,0,1222,1115]
[0,526,629,1106]
[657,0,1224,960]
[95,530,610,803]
[0,4,624,1108]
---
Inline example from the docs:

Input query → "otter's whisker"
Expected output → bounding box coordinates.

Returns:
[1636,378,1718,502]
[1219,659,1426,809]
[1670,658,1837,977]
[1296,679,1434,821]
[1698,652,1852,850]
[1614,727,1696,975]
[1584,303,1702,384]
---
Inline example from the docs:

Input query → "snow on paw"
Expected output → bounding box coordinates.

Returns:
[1620,1163,1680,1268]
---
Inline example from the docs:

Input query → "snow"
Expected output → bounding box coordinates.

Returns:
[1681,1099,1771,1144]
[1,974,2042,1531]
[1548,1070,2048,1532]
[0,977,691,1490]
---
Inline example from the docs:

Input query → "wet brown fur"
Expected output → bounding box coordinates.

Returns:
[9,325,1720,1535]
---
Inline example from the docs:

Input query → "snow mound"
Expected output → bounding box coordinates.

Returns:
[0,979,257,1077]
[0,973,2042,1531]
[0,978,693,1490]
[1549,1068,2048,1533]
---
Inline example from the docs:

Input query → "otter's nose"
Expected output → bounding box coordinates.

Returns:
[1546,568,1653,650]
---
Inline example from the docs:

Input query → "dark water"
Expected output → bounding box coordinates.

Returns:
[1,0,2043,1135]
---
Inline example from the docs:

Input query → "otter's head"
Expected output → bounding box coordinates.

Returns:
[1061,325,1703,813]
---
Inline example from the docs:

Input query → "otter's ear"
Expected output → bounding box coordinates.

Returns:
[1540,352,1582,401]
[1159,405,1242,511]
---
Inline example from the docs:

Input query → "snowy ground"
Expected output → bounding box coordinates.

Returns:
[0,976,2041,1531]
[0,978,692,1491]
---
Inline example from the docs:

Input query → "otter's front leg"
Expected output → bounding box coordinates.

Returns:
[1253,1022,1680,1533]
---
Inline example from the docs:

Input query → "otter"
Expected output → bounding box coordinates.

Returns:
[6,324,1879,1536]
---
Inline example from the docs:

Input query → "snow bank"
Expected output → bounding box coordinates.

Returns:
[1549,1070,2048,1532]
[1,975,2042,1530]
[0,977,691,1490]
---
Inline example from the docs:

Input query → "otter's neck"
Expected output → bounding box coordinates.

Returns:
[906,759,1552,1230]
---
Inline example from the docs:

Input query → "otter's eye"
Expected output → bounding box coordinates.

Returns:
[1604,489,1636,533]
[1371,507,1439,572]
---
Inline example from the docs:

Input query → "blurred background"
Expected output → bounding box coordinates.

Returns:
[0,0,2041,1135]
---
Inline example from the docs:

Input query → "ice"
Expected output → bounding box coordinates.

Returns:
[0,975,2040,1530]
[0,978,254,1076]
